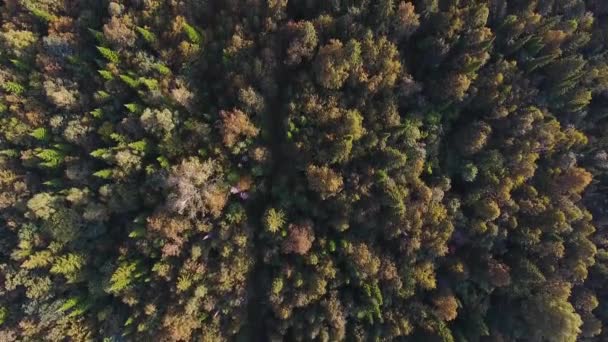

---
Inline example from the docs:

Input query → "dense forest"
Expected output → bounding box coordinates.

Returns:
[2,0,608,341]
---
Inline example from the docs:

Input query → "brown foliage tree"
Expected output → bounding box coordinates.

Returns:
[433,294,459,321]
[306,164,343,199]
[284,21,318,65]
[165,158,228,219]
[282,222,315,255]
[314,39,361,89]
[456,121,492,155]
[487,259,511,287]
[219,109,259,148]
[556,167,592,195]
[103,16,136,48]
[394,2,420,39]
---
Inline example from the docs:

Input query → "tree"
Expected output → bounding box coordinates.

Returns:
[556,167,592,194]
[443,74,472,101]
[413,261,437,290]
[45,208,82,244]
[160,309,201,341]
[284,21,318,65]
[165,157,228,219]
[140,108,176,137]
[393,2,420,39]
[433,294,459,321]
[282,222,315,255]
[487,259,511,287]
[359,34,403,92]
[43,79,79,109]
[349,243,380,279]
[264,208,286,233]
[523,282,583,342]
[306,165,343,199]
[219,109,259,148]
[50,254,85,283]
[106,261,142,294]
[27,193,57,220]
[461,162,478,182]
[314,39,362,89]
[0,306,7,326]
[0,29,37,57]
[475,199,500,221]
[456,121,492,155]
[103,16,136,48]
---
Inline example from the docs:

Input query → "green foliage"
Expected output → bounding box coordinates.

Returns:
[526,53,560,72]
[176,273,194,292]
[271,277,284,295]
[152,63,171,75]
[93,169,113,179]
[43,179,63,188]
[95,90,112,102]
[98,70,114,80]
[67,300,92,318]
[22,250,53,269]
[88,28,104,42]
[124,103,142,113]
[90,148,111,159]
[30,127,49,141]
[128,140,150,153]
[97,46,119,63]
[91,108,104,118]
[182,23,203,44]
[119,75,140,88]
[128,226,146,238]
[0,306,7,325]
[139,78,159,90]
[24,4,56,23]
[0,149,18,157]
[157,155,170,169]
[110,133,126,144]
[10,59,29,71]
[461,162,478,182]
[36,148,65,168]
[45,208,82,243]
[2,81,25,95]
[107,261,143,294]
[136,26,157,44]
[59,297,92,318]
[50,254,85,282]
[264,208,286,233]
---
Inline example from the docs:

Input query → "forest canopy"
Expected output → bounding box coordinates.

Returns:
[2,0,608,341]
